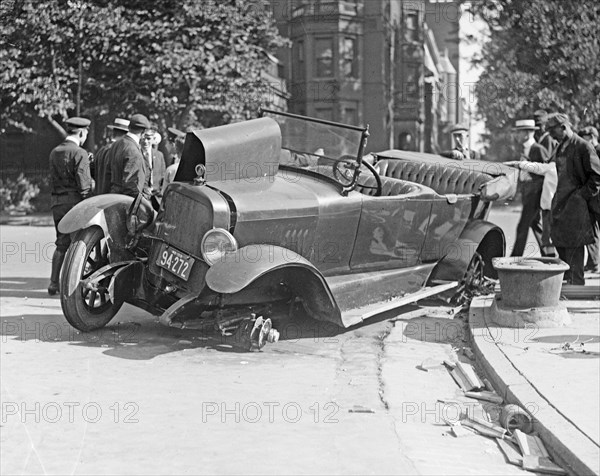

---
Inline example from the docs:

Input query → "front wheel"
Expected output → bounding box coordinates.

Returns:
[60,227,123,331]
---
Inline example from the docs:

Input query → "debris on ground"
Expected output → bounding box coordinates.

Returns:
[449,421,475,438]
[449,361,485,391]
[462,347,475,360]
[418,358,444,371]
[548,336,594,354]
[500,404,534,434]
[496,437,522,465]
[443,359,456,369]
[512,430,566,475]
[348,405,375,414]
[465,390,504,404]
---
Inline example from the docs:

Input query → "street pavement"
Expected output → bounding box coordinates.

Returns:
[0,203,598,475]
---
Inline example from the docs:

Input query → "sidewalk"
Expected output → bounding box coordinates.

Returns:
[469,273,600,476]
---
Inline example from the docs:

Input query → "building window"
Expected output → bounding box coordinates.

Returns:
[315,107,333,121]
[404,63,420,98]
[314,37,334,78]
[405,11,419,42]
[341,37,358,78]
[296,41,305,80]
[341,106,358,125]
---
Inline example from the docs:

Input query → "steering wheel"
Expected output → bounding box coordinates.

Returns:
[333,158,382,196]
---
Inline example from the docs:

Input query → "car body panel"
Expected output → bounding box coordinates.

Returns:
[174,117,281,183]
[60,111,508,335]
[58,194,135,262]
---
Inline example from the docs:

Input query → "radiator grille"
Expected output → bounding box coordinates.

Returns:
[157,190,213,256]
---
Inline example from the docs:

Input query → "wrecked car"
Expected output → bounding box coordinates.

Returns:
[58,110,515,350]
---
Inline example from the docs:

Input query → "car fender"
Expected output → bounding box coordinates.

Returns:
[429,219,505,282]
[205,244,342,323]
[58,194,135,261]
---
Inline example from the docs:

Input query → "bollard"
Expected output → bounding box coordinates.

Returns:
[490,257,571,328]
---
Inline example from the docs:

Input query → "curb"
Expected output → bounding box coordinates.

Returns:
[469,295,600,476]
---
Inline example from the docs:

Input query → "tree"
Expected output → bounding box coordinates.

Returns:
[0,0,288,139]
[466,0,600,160]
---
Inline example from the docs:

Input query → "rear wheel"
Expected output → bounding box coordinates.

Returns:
[60,227,123,331]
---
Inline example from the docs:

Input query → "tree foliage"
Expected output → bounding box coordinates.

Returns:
[0,0,289,137]
[466,0,600,160]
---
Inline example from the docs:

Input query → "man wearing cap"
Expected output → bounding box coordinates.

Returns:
[48,117,93,295]
[580,125,600,273]
[546,113,600,284]
[533,109,558,154]
[159,127,186,168]
[109,113,152,198]
[510,119,550,257]
[442,124,479,160]
[93,118,129,195]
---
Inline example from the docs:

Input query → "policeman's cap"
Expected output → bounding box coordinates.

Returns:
[167,127,186,138]
[65,117,90,129]
[449,123,468,134]
[546,113,570,128]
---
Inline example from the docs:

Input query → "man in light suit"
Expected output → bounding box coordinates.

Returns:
[510,119,550,257]
[109,113,152,199]
[140,130,166,198]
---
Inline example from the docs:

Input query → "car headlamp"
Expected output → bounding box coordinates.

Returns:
[200,228,238,265]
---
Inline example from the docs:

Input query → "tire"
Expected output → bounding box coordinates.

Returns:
[500,404,533,434]
[60,227,123,331]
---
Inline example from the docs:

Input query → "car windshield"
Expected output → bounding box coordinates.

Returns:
[263,110,368,186]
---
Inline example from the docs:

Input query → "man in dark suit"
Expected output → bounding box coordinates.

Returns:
[547,113,600,284]
[48,117,93,295]
[93,117,129,195]
[511,119,550,257]
[533,109,558,155]
[580,125,600,273]
[159,127,186,167]
[441,124,480,160]
[109,113,152,199]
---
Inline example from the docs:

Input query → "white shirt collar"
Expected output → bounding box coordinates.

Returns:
[65,136,80,145]
[523,136,535,148]
[126,132,140,145]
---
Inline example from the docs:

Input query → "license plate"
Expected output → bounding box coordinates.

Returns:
[156,244,194,281]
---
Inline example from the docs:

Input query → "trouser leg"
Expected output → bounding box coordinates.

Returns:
[585,222,599,271]
[48,249,66,295]
[557,246,585,285]
[541,209,556,257]
[49,203,73,295]
[512,190,542,257]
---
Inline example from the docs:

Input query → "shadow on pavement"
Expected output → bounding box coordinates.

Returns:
[0,277,50,298]
[1,281,345,359]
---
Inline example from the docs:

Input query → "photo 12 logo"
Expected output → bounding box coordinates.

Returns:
[201,401,340,424]
[1,401,140,424]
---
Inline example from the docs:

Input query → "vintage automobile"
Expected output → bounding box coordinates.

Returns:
[58,110,515,350]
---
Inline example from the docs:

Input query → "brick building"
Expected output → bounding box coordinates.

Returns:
[270,0,465,153]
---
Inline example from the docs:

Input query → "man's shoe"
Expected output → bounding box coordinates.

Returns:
[47,282,59,296]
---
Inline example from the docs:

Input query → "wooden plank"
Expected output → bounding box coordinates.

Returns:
[450,368,470,391]
[496,438,522,466]
[514,430,550,458]
[514,429,531,455]
[456,361,485,390]
[522,456,567,475]
[465,390,503,404]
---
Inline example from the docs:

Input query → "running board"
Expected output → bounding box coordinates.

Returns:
[340,281,459,328]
